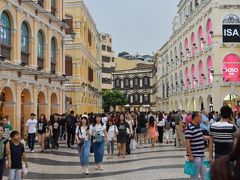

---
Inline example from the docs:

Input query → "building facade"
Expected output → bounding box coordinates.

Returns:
[113,63,157,112]
[156,0,240,112]
[100,33,115,90]
[64,0,102,114]
[0,0,66,134]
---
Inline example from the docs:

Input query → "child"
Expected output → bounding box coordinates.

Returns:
[148,116,158,148]
[9,131,28,180]
[106,119,118,159]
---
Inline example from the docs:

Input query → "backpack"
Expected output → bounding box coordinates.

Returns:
[0,138,7,160]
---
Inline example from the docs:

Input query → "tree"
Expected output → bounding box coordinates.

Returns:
[118,51,129,57]
[102,90,127,112]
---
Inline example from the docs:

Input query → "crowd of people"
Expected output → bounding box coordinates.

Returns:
[0,105,239,179]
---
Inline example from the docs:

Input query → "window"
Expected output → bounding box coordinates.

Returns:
[37,31,44,69]
[143,76,150,86]
[102,56,110,63]
[206,19,213,46]
[143,94,150,103]
[133,93,139,103]
[21,22,29,65]
[65,15,73,35]
[112,57,114,62]
[109,38,112,43]
[124,78,130,87]
[115,79,121,88]
[51,38,56,73]
[133,77,139,87]
[102,45,106,51]
[102,35,106,40]
[88,67,93,82]
[107,46,111,52]
[51,0,57,16]
[88,29,92,47]
[65,56,72,76]
[0,11,11,60]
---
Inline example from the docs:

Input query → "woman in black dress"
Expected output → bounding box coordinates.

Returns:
[117,113,129,159]
[37,114,47,152]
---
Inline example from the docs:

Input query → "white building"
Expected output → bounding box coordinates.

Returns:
[156,0,240,112]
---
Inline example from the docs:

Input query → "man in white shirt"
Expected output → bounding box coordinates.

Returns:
[25,113,38,152]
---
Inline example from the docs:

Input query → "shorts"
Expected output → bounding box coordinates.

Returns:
[141,128,147,134]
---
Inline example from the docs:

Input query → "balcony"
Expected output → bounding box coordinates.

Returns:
[0,44,11,60]
[37,57,44,70]
[21,52,29,66]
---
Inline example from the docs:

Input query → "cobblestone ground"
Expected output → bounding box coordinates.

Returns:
[4,142,188,180]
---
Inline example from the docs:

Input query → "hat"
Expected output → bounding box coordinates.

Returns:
[30,113,36,116]
[81,115,88,119]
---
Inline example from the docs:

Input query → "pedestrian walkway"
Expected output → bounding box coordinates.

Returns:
[5,143,188,180]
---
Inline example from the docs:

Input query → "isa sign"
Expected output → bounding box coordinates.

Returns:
[222,14,240,43]
[223,25,240,42]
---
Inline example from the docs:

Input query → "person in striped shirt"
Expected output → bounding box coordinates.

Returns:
[209,106,238,160]
[185,111,213,180]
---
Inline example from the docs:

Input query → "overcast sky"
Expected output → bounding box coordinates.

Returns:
[84,0,179,55]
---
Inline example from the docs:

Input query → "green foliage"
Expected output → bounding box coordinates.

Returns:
[102,90,127,111]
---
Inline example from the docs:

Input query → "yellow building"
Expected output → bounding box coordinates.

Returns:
[100,33,115,90]
[64,0,102,114]
[0,0,66,134]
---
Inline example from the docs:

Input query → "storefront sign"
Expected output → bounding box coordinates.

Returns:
[223,63,240,82]
[222,14,240,43]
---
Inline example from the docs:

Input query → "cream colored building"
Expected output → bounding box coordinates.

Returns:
[64,0,102,114]
[156,0,240,112]
[0,0,66,134]
[100,33,115,90]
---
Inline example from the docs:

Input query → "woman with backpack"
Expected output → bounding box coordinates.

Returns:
[75,115,92,175]
[91,114,107,171]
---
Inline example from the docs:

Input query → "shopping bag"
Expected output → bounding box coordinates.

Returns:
[131,139,137,151]
[184,160,197,176]
[22,165,28,177]
[203,160,211,180]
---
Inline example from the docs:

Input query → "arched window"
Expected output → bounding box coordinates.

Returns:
[0,11,11,60]
[207,56,213,84]
[143,76,150,87]
[51,38,56,73]
[191,64,196,88]
[133,93,140,103]
[185,67,189,88]
[206,19,213,46]
[124,78,130,88]
[198,60,204,85]
[21,22,29,65]
[185,38,189,57]
[37,31,44,69]
[133,77,140,87]
[191,32,196,56]
[198,26,203,51]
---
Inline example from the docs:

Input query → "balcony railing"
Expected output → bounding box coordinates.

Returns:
[37,57,44,70]
[21,52,29,65]
[0,44,11,60]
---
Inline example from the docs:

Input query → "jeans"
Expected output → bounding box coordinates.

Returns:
[9,169,22,180]
[67,128,75,148]
[92,138,105,164]
[107,140,115,155]
[190,157,207,180]
[28,133,36,151]
[78,140,91,166]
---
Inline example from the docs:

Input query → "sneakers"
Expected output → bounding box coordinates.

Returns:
[85,168,89,175]
[30,150,35,153]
